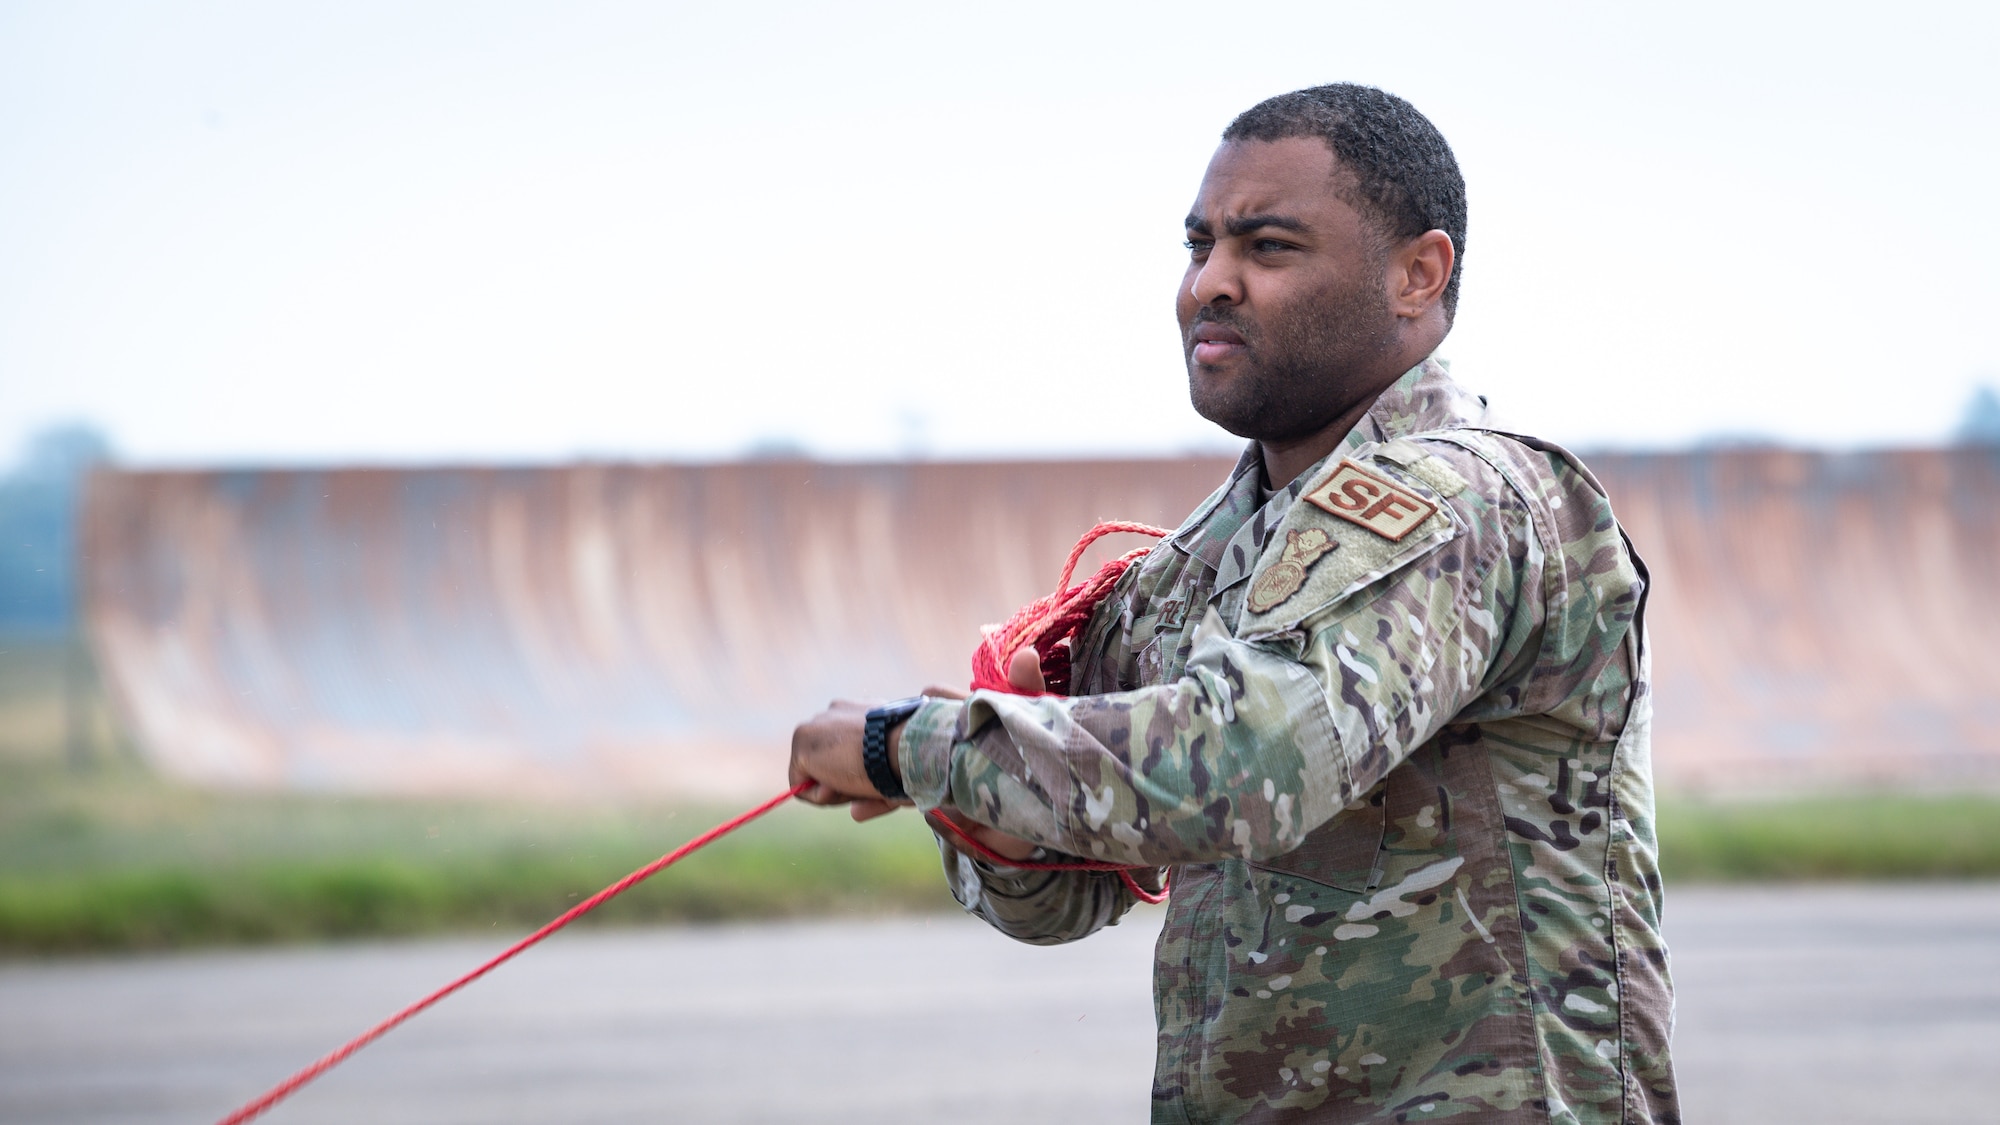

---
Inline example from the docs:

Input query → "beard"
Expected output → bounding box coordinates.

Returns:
[1184,278,1399,443]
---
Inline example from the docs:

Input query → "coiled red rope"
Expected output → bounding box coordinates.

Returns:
[960,520,1174,905]
[215,782,808,1125]
[971,520,1171,696]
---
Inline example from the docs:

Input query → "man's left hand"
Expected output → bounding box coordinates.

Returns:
[790,683,963,819]
[788,699,890,809]
[788,682,1040,862]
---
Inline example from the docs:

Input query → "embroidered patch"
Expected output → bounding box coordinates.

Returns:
[1303,458,1439,541]
[1246,527,1337,614]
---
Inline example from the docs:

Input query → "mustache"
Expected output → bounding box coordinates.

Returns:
[1187,306,1253,341]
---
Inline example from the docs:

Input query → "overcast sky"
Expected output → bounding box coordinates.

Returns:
[2,1,1996,466]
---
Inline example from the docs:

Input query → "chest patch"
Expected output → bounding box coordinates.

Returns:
[1304,458,1439,541]
[1246,527,1337,614]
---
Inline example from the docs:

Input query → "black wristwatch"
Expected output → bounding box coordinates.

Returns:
[863,696,926,801]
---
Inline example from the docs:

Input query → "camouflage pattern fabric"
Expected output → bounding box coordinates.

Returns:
[898,358,1677,1123]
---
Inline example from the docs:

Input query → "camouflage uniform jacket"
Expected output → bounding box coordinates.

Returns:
[897,359,1677,1123]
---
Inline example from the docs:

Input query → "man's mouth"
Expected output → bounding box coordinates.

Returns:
[1190,320,1248,365]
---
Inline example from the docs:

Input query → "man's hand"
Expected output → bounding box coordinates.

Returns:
[787,699,876,807]
[789,655,1044,863]
[788,684,966,814]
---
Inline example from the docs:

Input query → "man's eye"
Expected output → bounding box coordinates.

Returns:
[1184,238,1212,253]
[1253,238,1293,253]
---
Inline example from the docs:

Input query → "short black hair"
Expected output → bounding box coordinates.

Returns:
[1224,84,1467,320]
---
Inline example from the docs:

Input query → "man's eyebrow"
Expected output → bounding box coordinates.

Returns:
[1223,213,1309,237]
[1181,212,1311,237]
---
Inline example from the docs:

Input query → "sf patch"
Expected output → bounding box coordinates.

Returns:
[1304,458,1438,541]
[1246,527,1337,614]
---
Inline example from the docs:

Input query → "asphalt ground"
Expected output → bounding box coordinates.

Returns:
[4,884,1997,1124]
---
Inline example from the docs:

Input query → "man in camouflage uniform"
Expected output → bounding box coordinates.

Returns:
[792,84,1677,1123]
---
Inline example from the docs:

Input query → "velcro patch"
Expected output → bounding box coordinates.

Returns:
[1303,458,1439,541]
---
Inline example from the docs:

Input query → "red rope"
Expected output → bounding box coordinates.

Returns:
[960,520,1175,904]
[214,782,809,1125]
[970,521,1171,696]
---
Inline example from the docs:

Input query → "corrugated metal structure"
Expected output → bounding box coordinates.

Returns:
[81,450,2000,798]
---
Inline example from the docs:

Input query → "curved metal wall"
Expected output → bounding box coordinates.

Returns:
[81,459,1228,798]
[80,450,2000,797]
[1592,448,2000,793]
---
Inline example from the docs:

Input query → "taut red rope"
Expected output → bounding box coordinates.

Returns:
[960,520,1174,905]
[214,782,809,1125]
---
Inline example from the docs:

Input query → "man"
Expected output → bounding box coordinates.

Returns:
[791,83,1677,1123]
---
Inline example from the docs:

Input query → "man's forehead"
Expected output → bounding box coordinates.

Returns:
[1186,137,1348,230]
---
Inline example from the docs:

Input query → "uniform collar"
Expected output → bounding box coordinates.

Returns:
[1168,356,1482,578]
[1166,445,1266,574]
[1362,355,1491,441]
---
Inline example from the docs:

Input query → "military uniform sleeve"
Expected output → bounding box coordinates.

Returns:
[900,697,1159,945]
[934,839,1160,946]
[897,445,1540,866]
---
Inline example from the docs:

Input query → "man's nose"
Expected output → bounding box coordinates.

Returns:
[1188,251,1242,306]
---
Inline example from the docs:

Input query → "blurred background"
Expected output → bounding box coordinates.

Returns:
[3,2,1999,1123]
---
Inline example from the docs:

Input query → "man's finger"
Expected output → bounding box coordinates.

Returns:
[849,797,906,822]
[808,782,853,806]
[1008,646,1047,693]
[922,683,969,700]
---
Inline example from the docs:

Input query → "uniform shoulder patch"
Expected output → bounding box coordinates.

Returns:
[1245,527,1337,614]
[1303,458,1439,541]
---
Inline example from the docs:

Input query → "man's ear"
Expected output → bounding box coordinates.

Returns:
[1389,229,1454,319]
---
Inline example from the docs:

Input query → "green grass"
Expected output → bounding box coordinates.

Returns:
[1657,793,2000,882]
[0,754,952,955]
[0,634,954,954]
[7,633,2000,953]
[9,756,2000,954]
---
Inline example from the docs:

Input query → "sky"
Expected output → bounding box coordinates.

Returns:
[2,0,1996,466]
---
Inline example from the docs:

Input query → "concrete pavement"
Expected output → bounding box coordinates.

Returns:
[4,884,1998,1123]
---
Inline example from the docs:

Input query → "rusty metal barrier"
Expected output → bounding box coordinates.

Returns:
[79,450,2000,798]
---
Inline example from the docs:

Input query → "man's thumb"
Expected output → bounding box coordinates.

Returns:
[1007,646,1047,694]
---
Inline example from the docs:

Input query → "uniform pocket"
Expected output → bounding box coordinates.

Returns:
[1249,789,1387,892]
[1131,632,1167,689]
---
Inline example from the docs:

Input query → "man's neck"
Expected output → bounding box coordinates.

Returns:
[1258,391,1381,490]
[1255,332,1446,489]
